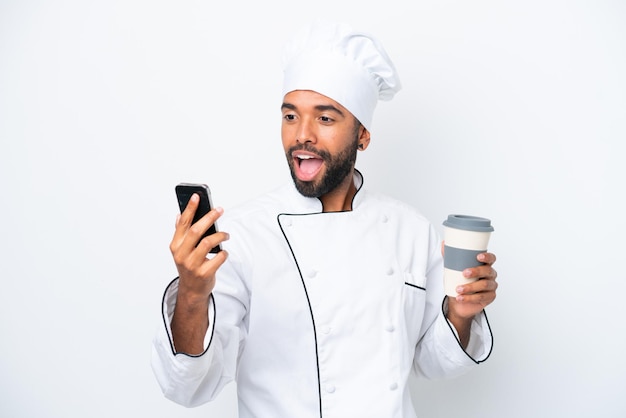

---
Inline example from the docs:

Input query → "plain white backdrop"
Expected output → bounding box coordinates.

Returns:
[1,1,625,417]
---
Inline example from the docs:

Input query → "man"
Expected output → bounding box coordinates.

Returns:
[152,20,498,418]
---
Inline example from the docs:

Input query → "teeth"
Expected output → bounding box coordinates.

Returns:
[296,154,315,159]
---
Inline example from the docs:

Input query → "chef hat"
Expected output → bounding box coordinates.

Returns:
[281,20,401,131]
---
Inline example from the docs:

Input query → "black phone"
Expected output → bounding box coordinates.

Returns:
[175,183,222,253]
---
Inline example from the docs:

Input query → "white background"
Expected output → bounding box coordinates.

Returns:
[1,1,625,417]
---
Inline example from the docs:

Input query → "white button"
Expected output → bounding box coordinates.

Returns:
[385,324,395,332]
[389,382,398,391]
[386,268,394,276]
[381,215,389,223]
[325,384,335,393]
[321,326,331,334]
[307,270,317,278]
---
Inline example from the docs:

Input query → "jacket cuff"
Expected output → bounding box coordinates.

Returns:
[160,277,216,357]
[441,297,493,364]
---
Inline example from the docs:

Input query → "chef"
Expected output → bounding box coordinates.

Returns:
[152,20,498,418]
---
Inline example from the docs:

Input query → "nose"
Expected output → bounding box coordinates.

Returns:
[295,119,316,145]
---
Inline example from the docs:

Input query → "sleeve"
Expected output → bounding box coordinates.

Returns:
[151,253,250,407]
[412,224,493,380]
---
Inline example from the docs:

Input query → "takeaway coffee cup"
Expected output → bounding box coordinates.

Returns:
[443,215,494,297]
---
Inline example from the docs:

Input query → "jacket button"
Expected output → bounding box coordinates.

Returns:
[385,324,395,332]
[307,269,317,278]
[389,382,398,391]
[386,268,394,276]
[325,384,335,393]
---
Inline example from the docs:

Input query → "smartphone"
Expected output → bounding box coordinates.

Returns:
[175,183,222,253]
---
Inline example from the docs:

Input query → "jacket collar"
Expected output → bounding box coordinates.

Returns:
[283,169,365,214]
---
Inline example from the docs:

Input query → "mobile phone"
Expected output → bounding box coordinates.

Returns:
[175,183,222,253]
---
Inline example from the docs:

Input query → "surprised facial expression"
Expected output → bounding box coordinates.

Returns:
[281,90,366,198]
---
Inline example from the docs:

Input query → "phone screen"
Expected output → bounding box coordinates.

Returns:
[175,183,221,253]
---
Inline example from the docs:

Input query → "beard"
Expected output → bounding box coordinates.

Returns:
[286,133,359,198]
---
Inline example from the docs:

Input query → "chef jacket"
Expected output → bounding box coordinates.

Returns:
[152,171,493,417]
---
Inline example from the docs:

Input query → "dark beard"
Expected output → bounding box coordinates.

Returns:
[286,135,359,198]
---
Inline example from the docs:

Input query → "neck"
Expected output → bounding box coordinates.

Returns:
[319,169,357,212]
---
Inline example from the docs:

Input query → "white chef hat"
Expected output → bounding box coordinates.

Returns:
[281,20,401,131]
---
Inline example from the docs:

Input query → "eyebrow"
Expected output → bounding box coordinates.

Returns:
[281,102,345,117]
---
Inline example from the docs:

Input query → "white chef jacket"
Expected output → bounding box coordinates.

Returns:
[152,171,493,418]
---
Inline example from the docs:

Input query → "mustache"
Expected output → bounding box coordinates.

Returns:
[287,144,331,160]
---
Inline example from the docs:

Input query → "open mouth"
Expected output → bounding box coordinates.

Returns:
[293,151,324,182]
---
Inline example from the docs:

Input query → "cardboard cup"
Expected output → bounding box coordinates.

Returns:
[443,215,494,297]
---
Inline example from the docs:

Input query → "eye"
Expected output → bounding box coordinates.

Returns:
[319,115,334,123]
[283,113,296,121]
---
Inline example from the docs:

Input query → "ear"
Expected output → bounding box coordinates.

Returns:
[357,126,371,151]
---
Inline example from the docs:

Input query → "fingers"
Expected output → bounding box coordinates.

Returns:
[170,194,226,255]
[463,265,497,283]
[457,275,498,296]
[478,251,496,265]
[194,249,229,278]
[172,232,229,301]
[453,251,498,306]
[171,193,201,251]
[183,206,224,251]
[170,196,229,279]
[460,252,497,281]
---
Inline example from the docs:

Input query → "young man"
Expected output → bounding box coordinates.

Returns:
[152,20,498,418]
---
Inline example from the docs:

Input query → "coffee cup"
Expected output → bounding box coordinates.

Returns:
[442,214,494,297]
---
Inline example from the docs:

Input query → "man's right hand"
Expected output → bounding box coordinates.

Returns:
[169,193,229,355]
